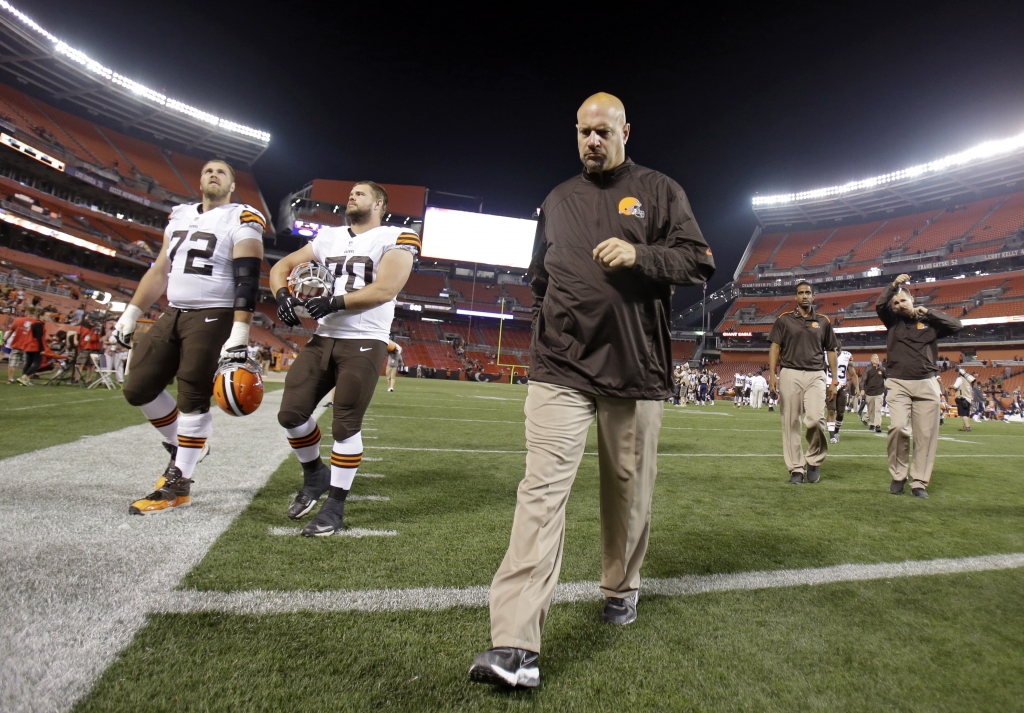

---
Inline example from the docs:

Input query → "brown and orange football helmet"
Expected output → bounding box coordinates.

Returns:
[213,359,264,416]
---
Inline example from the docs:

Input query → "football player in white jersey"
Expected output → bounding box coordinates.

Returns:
[733,372,744,407]
[270,181,419,536]
[113,159,265,514]
[825,341,859,443]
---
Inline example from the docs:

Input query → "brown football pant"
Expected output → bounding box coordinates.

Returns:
[489,381,663,653]
[123,307,233,413]
[886,377,941,490]
[865,394,884,429]
[779,367,828,475]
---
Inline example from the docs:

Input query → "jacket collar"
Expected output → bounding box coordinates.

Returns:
[582,157,634,186]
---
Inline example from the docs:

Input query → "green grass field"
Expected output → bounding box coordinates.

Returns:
[4,377,1022,711]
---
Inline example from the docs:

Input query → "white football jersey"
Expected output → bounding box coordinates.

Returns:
[164,203,265,309]
[310,225,420,342]
[825,349,853,386]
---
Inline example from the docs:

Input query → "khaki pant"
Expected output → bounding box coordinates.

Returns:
[489,381,663,653]
[865,394,883,429]
[779,368,828,475]
[751,387,764,409]
[886,377,941,490]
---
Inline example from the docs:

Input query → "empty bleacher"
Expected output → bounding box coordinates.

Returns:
[900,199,1002,253]
[849,210,941,263]
[804,221,885,267]
[402,272,447,298]
[739,231,786,273]
[501,283,534,308]
[964,191,1024,244]
[769,228,836,270]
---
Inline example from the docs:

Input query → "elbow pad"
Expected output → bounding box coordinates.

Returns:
[232,257,263,312]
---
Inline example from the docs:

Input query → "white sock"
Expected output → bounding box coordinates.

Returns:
[175,411,212,480]
[329,432,363,490]
[827,421,835,435]
[286,417,322,465]
[139,390,178,445]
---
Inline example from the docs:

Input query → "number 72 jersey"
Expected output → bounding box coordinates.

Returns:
[309,224,420,343]
[164,202,265,310]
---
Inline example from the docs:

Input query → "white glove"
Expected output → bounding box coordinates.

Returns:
[219,321,251,365]
[113,305,143,348]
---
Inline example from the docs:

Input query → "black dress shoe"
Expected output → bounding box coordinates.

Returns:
[789,472,804,484]
[912,488,929,498]
[889,479,905,495]
[806,465,821,483]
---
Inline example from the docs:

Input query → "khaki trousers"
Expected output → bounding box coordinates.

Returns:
[886,377,941,490]
[751,387,765,409]
[489,381,663,653]
[866,394,883,429]
[779,368,828,475]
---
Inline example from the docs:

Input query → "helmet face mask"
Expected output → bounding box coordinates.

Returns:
[213,358,264,416]
[287,261,333,299]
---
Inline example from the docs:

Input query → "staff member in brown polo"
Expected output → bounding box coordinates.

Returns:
[468,92,715,689]
[876,274,962,497]
[860,354,887,432]
[768,281,838,484]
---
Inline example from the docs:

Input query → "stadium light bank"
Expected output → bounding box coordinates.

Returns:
[0,1,270,143]
[752,130,1024,207]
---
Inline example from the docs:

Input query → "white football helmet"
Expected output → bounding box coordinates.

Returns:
[287,261,334,300]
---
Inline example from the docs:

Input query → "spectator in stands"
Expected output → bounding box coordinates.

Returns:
[70,303,84,326]
[876,274,962,498]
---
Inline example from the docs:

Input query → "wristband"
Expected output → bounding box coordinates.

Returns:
[224,320,251,350]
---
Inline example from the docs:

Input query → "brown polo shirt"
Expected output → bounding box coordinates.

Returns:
[861,365,887,396]
[768,307,838,371]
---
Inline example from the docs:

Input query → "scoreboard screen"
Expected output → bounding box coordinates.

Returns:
[421,207,536,269]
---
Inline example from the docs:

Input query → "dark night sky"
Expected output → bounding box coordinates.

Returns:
[18,0,1024,308]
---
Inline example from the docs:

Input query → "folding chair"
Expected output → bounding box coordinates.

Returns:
[88,353,120,390]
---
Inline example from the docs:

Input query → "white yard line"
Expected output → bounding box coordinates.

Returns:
[0,389,317,713]
[359,446,1024,458]
[268,527,397,538]
[155,552,1024,615]
[4,395,123,411]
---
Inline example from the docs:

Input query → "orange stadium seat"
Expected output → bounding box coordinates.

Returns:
[501,283,534,307]
[99,129,193,198]
[967,299,1024,319]
[848,209,941,264]
[448,278,502,304]
[900,199,1002,253]
[804,221,885,267]
[402,272,447,298]
[739,231,785,273]
[964,191,1024,244]
[33,102,132,178]
[769,228,836,270]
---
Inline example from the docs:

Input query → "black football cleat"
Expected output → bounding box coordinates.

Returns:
[287,462,331,520]
[602,593,638,625]
[806,465,821,483]
[300,496,345,537]
[469,647,540,688]
[789,472,804,484]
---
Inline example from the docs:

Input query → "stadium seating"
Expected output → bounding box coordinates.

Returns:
[769,228,836,270]
[477,325,531,350]
[967,299,1024,319]
[848,210,941,263]
[402,272,447,298]
[964,191,1024,244]
[501,283,533,308]
[900,199,1002,253]
[803,221,885,267]
[448,278,502,304]
[739,231,785,272]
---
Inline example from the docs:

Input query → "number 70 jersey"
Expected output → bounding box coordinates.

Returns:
[310,224,420,343]
[164,202,265,310]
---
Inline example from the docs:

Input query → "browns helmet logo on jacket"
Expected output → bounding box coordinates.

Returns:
[618,197,645,219]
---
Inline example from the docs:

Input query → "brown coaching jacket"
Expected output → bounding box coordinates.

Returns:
[528,159,716,400]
